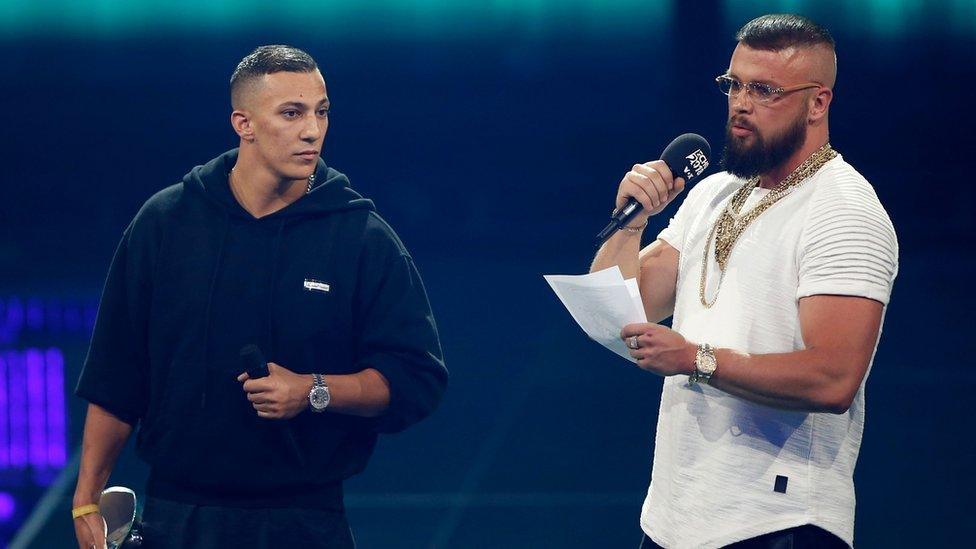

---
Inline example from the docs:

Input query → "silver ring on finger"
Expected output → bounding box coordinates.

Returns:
[628,335,640,350]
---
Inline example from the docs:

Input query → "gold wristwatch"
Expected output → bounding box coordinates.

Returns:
[690,343,717,385]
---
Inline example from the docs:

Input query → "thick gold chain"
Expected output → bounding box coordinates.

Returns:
[698,143,838,308]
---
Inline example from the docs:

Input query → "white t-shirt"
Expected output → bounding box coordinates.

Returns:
[640,155,898,548]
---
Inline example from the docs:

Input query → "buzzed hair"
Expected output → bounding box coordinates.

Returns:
[735,14,835,51]
[230,45,318,109]
[736,14,837,87]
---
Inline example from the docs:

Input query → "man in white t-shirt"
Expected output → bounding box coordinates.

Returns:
[591,14,897,549]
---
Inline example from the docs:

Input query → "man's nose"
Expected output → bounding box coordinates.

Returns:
[300,116,321,141]
[730,89,753,113]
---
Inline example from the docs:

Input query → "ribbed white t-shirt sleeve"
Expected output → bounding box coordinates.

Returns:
[656,210,686,253]
[796,170,898,305]
[656,174,712,253]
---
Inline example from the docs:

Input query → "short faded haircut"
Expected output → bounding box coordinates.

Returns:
[230,45,318,109]
[735,14,835,51]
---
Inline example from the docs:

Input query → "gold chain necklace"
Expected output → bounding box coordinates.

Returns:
[698,143,838,308]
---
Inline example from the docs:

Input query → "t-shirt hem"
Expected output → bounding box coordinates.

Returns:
[656,230,680,254]
[796,281,890,306]
[640,515,848,549]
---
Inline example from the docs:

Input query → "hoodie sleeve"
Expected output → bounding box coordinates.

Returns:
[354,213,447,434]
[75,227,151,425]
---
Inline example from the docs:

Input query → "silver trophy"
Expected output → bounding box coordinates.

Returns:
[99,486,143,548]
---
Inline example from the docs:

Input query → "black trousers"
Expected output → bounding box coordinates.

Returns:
[140,496,355,549]
[640,524,848,549]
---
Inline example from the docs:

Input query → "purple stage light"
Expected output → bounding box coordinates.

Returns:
[26,349,48,469]
[0,354,8,468]
[26,300,44,331]
[0,295,73,477]
[46,299,64,333]
[7,352,27,467]
[4,298,24,343]
[0,295,99,337]
[45,348,66,467]
[0,348,68,473]
[63,300,82,332]
[84,301,98,333]
[0,492,15,521]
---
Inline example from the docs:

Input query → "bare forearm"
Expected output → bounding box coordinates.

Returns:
[708,348,859,414]
[626,296,879,414]
[73,404,133,505]
[324,368,390,417]
[590,229,643,278]
[593,234,678,323]
[707,297,879,414]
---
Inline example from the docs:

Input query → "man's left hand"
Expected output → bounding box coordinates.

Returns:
[237,363,312,419]
[621,323,697,377]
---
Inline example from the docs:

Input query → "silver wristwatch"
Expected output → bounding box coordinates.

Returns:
[308,373,331,412]
[690,343,717,385]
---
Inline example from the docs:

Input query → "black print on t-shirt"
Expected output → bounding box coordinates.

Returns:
[774,475,789,494]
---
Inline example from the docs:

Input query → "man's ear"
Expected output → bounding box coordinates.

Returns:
[231,110,254,141]
[808,87,832,123]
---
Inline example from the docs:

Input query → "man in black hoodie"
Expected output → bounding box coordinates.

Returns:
[71,45,447,549]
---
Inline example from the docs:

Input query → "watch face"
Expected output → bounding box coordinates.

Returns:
[700,355,717,374]
[697,346,717,376]
[310,386,331,410]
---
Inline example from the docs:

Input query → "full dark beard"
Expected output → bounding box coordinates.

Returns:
[720,113,807,179]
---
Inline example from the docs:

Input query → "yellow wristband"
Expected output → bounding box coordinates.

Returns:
[71,503,99,519]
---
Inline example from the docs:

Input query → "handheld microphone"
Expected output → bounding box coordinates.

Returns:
[240,344,270,379]
[596,133,711,244]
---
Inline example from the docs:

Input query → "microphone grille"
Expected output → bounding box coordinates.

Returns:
[660,133,711,183]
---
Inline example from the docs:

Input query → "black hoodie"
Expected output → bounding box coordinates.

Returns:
[76,149,447,509]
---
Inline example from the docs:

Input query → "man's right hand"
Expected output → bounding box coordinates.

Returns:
[74,511,107,549]
[73,404,133,549]
[614,160,686,226]
[592,160,684,322]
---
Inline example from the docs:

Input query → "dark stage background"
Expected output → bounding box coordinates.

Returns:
[1,0,974,547]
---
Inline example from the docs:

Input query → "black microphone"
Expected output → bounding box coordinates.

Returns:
[595,133,711,244]
[240,344,270,379]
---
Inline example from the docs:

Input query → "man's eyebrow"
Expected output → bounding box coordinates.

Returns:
[276,101,310,110]
[275,99,330,110]
[726,72,778,86]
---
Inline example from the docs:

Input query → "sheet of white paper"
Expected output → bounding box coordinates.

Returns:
[544,266,647,362]
[624,278,641,304]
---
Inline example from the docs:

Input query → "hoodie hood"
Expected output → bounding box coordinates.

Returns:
[183,148,375,220]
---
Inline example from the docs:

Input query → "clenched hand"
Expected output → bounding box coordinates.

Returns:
[237,363,313,419]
